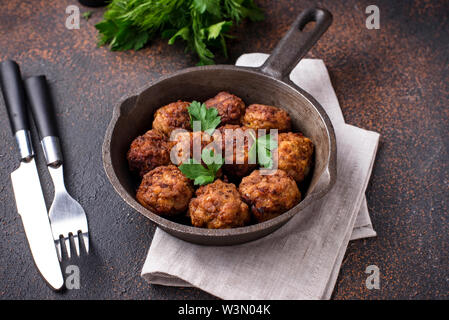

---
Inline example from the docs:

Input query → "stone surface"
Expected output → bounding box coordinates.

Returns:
[0,0,447,299]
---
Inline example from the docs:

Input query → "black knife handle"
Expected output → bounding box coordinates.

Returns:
[0,60,34,160]
[24,76,63,166]
[0,60,31,133]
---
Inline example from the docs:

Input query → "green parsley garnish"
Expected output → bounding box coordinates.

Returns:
[95,0,264,65]
[248,131,278,169]
[188,101,221,135]
[179,148,223,185]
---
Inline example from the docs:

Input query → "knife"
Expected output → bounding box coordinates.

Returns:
[0,60,64,290]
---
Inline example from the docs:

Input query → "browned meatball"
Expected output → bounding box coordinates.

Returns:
[170,130,223,179]
[152,101,192,137]
[127,129,171,177]
[239,170,301,222]
[242,104,291,132]
[189,180,250,229]
[170,130,214,165]
[205,92,246,125]
[136,165,194,216]
[277,132,314,183]
[218,124,257,178]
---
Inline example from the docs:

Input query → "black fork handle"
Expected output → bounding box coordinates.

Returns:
[0,60,34,161]
[24,76,63,166]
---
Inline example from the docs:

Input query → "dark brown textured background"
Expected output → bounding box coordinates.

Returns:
[0,0,447,299]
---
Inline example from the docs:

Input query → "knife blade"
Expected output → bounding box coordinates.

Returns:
[0,60,64,290]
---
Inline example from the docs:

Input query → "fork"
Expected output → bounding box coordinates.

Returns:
[24,75,89,260]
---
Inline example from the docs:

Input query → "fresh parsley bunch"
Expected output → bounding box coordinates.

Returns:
[95,0,264,65]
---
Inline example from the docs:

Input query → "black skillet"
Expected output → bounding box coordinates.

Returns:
[103,7,337,245]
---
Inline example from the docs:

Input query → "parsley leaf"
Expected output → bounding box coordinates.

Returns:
[95,0,264,65]
[248,132,278,169]
[168,27,190,45]
[188,101,221,135]
[179,149,223,185]
[178,158,211,185]
[192,0,222,17]
[207,21,232,40]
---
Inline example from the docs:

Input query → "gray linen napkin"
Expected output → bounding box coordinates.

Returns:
[141,55,379,299]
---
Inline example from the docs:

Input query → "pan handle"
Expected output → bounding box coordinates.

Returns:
[259,8,332,80]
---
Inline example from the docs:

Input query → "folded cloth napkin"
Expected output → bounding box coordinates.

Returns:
[141,54,380,300]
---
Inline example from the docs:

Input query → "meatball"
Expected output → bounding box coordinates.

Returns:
[218,124,257,178]
[242,104,291,132]
[170,130,214,165]
[189,180,250,229]
[239,170,301,222]
[277,132,314,183]
[152,101,192,137]
[170,130,223,178]
[205,91,246,125]
[127,129,171,177]
[136,165,194,216]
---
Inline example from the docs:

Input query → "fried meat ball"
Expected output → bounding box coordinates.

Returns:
[188,180,250,229]
[239,170,301,222]
[136,165,194,216]
[277,132,314,183]
[205,91,246,125]
[218,124,257,178]
[242,104,291,132]
[170,130,223,178]
[152,101,192,137]
[127,129,171,177]
[170,130,213,164]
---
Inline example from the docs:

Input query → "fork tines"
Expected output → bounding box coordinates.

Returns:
[55,231,89,261]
